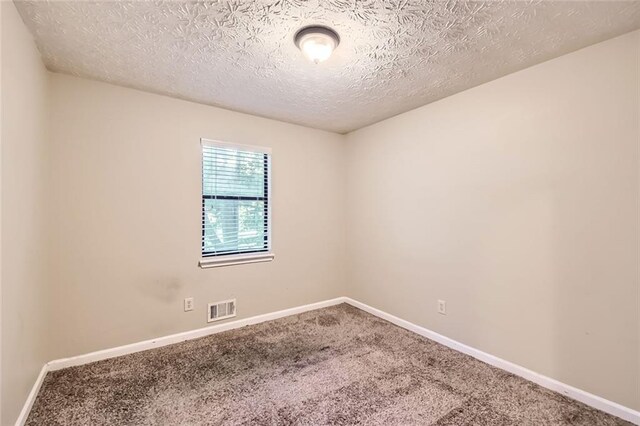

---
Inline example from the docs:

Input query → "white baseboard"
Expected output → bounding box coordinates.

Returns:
[47,297,347,371]
[17,296,639,425]
[343,297,640,425]
[15,365,47,426]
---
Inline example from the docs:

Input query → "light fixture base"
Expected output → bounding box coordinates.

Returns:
[294,25,341,48]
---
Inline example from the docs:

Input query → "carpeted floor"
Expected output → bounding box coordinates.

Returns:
[27,303,631,425]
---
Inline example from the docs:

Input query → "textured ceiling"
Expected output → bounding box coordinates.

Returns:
[15,1,640,134]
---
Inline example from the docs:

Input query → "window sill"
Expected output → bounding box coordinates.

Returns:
[199,252,275,269]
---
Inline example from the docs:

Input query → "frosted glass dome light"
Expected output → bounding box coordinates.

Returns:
[294,26,340,64]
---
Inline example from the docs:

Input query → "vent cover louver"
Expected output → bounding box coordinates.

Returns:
[208,299,236,323]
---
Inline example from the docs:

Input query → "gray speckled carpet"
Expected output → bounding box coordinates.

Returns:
[27,303,630,425]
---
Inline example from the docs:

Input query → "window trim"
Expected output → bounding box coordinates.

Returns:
[199,138,274,268]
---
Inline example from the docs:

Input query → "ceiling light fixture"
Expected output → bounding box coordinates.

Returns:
[294,25,340,64]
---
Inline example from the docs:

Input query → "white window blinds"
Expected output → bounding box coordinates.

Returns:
[201,140,271,259]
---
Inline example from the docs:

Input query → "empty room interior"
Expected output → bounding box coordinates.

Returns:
[1,1,640,425]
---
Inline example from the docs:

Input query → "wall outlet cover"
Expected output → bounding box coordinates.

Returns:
[184,297,194,312]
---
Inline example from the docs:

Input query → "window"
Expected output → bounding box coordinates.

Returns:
[199,139,273,268]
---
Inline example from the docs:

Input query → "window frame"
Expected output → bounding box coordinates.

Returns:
[199,138,274,269]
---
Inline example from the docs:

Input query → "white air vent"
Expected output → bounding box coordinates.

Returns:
[207,299,236,323]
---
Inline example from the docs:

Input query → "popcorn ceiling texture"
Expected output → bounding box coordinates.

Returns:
[14,1,640,133]
[27,304,631,425]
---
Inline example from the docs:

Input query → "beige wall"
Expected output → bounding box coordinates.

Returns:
[47,73,346,360]
[1,2,51,424]
[1,3,3,422]
[345,30,640,410]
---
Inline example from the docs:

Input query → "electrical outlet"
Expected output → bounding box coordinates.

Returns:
[184,297,194,312]
[437,300,446,315]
